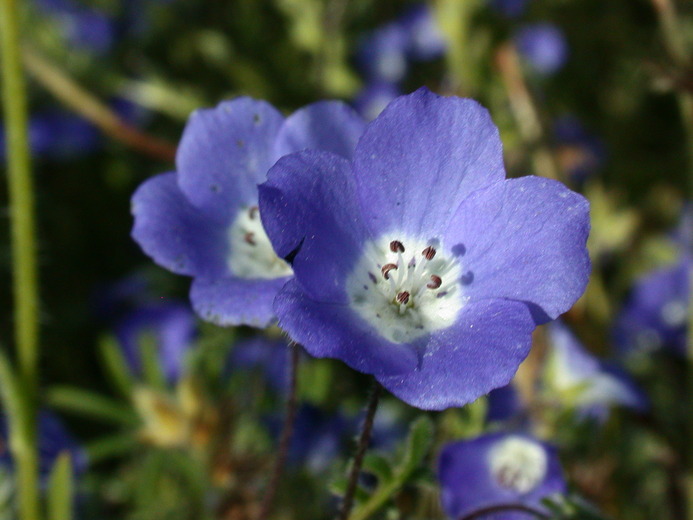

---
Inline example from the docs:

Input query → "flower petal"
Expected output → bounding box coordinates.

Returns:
[353,87,506,236]
[377,299,535,410]
[273,101,366,161]
[273,279,418,376]
[259,150,370,303]
[445,176,590,321]
[176,98,284,221]
[190,275,289,328]
[439,433,565,519]
[131,173,229,278]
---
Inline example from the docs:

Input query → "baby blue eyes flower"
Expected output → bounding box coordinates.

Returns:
[613,257,690,357]
[438,433,566,519]
[115,302,197,383]
[259,88,590,410]
[515,23,568,75]
[545,322,647,419]
[131,97,366,327]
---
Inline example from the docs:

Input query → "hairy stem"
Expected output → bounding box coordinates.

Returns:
[0,0,41,518]
[256,341,300,520]
[336,380,382,520]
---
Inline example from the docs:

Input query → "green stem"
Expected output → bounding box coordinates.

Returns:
[0,1,41,519]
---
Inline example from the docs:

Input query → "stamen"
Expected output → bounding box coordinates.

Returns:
[244,232,256,245]
[396,291,410,305]
[422,246,436,260]
[248,206,259,220]
[390,240,405,253]
[427,275,442,289]
[381,263,398,280]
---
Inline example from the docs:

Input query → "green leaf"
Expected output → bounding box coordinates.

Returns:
[85,432,139,462]
[98,335,135,398]
[47,386,139,426]
[47,452,73,520]
[139,332,167,390]
[362,453,393,484]
[398,416,434,474]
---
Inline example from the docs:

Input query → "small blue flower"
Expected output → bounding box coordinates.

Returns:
[36,0,116,54]
[357,23,411,84]
[353,81,401,121]
[515,23,568,75]
[438,433,566,519]
[0,411,88,484]
[613,257,690,357]
[399,4,446,61]
[225,336,290,392]
[545,322,647,420]
[259,88,590,410]
[491,0,529,19]
[131,98,366,327]
[553,116,606,184]
[115,302,197,383]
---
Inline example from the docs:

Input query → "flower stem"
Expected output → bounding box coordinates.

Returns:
[256,341,300,520]
[336,380,382,520]
[457,503,551,520]
[0,0,41,519]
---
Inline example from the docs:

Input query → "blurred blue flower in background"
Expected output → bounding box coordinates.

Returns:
[353,81,401,121]
[515,23,568,75]
[553,116,606,184]
[0,411,87,485]
[0,110,100,161]
[491,0,529,19]
[399,4,446,62]
[225,336,290,392]
[545,322,647,420]
[486,383,524,424]
[613,257,690,357]
[438,432,565,519]
[35,0,116,54]
[357,23,410,84]
[115,301,197,383]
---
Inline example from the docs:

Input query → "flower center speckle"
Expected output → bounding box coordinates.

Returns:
[346,235,465,343]
[488,436,548,494]
[227,206,293,279]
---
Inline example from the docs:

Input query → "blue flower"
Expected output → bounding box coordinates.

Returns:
[399,4,446,62]
[545,322,647,420]
[259,88,590,410]
[438,433,566,519]
[353,81,401,121]
[490,0,529,19]
[357,23,411,84]
[0,411,88,484]
[553,116,606,184]
[115,302,197,383]
[515,23,568,75]
[131,98,366,327]
[225,336,291,392]
[613,257,690,357]
[35,0,116,54]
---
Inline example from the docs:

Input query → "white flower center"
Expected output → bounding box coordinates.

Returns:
[489,436,548,494]
[227,206,293,279]
[346,235,465,343]
[660,299,687,328]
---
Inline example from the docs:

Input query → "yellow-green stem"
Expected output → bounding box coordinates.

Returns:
[0,0,41,519]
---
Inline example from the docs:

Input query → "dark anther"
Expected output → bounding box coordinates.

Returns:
[244,232,256,245]
[381,263,398,280]
[422,246,437,260]
[248,206,259,220]
[389,240,405,253]
[427,275,442,289]
[396,291,410,305]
